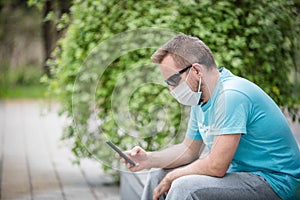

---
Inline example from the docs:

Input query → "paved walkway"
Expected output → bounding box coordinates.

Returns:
[0,100,119,200]
[0,100,299,200]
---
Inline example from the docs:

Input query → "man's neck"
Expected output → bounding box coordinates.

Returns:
[202,68,220,103]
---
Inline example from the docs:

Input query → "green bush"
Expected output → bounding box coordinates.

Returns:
[41,0,299,172]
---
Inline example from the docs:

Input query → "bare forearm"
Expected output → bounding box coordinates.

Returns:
[167,135,241,181]
[148,141,201,169]
[169,156,226,180]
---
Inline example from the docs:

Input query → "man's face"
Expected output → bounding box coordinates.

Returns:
[160,55,201,93]
[160,55,189,91]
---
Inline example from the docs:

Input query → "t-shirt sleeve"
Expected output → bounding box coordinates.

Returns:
[210,90,249,135]
[185,107,203,140]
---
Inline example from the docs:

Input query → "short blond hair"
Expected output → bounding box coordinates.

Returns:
[151,34,217,69]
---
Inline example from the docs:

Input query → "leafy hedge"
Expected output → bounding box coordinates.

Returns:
[42,0,299,172]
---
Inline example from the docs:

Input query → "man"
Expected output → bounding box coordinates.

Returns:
[118,34,300,200]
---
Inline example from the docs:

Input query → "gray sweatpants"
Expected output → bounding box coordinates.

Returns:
[141,168,281,200]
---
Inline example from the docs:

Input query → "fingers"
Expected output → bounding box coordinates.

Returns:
[115,152,137,169]
[128,163,141,172]
[115,146,145,171]
[117,157,131,166]
[153,187,164,200]
[115,153,130,165]
[153,176,172,200]
[153,188,160,200]
[115,154,127,164]
[129,146,142,156]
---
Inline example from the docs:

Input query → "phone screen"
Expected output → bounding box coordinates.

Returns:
[106,141,136,167]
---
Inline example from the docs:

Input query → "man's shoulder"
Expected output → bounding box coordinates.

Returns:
[220,74,264,98]
[217,74,273,109]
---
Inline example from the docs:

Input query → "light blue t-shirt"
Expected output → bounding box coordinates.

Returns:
[186,68,300,200]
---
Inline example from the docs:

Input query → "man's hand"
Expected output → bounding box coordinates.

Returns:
[116,146,150,172]
[152,168,183,200]
[153,173,173,200]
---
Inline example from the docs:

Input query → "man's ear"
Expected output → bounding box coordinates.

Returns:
[191,63,203,77]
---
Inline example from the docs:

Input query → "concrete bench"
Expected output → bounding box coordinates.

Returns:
[120,171,149,200]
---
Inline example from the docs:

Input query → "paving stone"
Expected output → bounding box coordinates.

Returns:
[0,100,120,200]
[1,102,32,200]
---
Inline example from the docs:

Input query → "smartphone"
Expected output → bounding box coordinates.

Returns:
[106,140,136,167]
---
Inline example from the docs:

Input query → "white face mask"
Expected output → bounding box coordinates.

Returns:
[170,72,202,106]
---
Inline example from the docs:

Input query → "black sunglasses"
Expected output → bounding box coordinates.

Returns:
[164,64,192,86]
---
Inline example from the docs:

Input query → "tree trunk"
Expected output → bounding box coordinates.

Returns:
[42,0,57,77]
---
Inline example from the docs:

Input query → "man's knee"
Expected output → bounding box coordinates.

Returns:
[167,174,279,200]
[167,175,201,199]
[167,175,221,200]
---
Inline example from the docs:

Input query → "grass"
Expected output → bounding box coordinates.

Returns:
[0,65,48,100]
[0,84,47,99]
